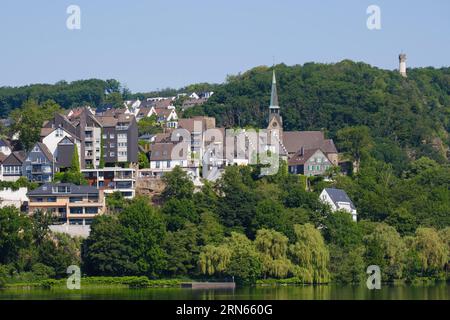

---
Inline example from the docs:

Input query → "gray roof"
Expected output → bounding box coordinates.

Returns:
[2,151,26,165]
[324,188,356,210]
[0,138,11,148]
[35,142,54,162]
[27,183,99,197]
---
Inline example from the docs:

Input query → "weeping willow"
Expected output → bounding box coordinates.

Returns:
[289,224,330,284]
[198,245,232,276]
[255,229,292,278]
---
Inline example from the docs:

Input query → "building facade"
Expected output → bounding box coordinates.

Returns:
[27,183,106,225]
[23,142,55,183]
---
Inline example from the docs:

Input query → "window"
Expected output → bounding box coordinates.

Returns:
[85,207,98,214]
[53,186,70,193]
[102,134,107,139]
[56,128,64,137]
[47,197,57,202]
[70,207,83,214]
[166,161,171,168]
[156,161,160,169]
[110,152,115,157]
[110,134,115,139]
[70,197,83,203]
[110,143,115,148]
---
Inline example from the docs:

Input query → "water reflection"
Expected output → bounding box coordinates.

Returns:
[0,283,448,300]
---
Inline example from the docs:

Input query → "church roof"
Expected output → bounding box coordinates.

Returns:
[270,70,279,108]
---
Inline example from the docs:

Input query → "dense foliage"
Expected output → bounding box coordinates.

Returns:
[0,79,127,118]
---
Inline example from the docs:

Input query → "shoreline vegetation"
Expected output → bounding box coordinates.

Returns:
[2,276,446,290]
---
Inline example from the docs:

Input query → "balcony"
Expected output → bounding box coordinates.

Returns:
[116,125,129,131]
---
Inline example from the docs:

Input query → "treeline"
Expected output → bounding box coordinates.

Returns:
[80,160,449,285]
[0,208,80,287]
[185,61,450,164]
[1,160,449,286]
[0,78,221,119]
[0,79,128,118]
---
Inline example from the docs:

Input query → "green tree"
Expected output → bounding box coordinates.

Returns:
[254,229,292,279]
[0,207,32,264]
[163,223,199,276]
[225,232,262,285]
[336,126,373,173]
[162,198,198,232]
[161,166,194,201]
[138,152,149,169]
[217,166,258,234]
[408,227,448,278]
[10,99,44,151]
[118,197,167,277]
[363,223,405,281]
[82,215,134,276]
[70,145,80,172]
[289,224,330,283]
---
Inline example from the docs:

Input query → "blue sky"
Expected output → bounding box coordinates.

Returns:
[0,0,449,92]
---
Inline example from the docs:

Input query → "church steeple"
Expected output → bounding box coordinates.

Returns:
[269,70,279,110]
[267,68,283,148]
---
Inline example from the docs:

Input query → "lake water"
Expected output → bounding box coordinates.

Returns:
[0,283,449,300]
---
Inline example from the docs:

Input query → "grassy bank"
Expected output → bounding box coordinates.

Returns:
[4,276,189,289]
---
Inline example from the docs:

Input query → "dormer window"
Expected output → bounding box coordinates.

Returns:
[52,186,71,193]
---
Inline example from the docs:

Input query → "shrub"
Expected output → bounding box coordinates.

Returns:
[127,276,150,289]
[40,279,58,289]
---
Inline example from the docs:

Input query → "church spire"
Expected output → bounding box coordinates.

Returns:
[270,70,279,108]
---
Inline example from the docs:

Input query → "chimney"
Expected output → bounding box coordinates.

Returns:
[399,53,407,78]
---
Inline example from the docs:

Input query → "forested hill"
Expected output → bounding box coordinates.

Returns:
[185,61,450,163]
[0,79,126,118]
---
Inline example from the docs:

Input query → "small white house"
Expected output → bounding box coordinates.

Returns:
[189,92,200,100]
[41,126,81,161]
[320,188,357,222]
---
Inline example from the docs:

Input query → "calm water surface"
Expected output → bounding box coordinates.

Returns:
[0,283,449,300]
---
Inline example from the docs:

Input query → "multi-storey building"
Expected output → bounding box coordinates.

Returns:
[22,142,55,183]
[27,183,106,225]
[82,167,137,198]
[43,108,102,169]
[43,107,138,169]
[97,113,138,165]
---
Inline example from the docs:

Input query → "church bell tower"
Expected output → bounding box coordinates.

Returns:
[267,69,283,144]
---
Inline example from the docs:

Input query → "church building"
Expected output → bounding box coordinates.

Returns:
[266,69,338,175]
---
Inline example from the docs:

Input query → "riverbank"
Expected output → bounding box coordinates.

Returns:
[3,276,187,289]
[4,275,446,290]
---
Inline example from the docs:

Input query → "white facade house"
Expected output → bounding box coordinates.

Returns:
[42,127,81,163]
[189,92,200,100]
[320,188,357,222]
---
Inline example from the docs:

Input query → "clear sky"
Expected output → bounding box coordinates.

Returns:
[0,0,449,92]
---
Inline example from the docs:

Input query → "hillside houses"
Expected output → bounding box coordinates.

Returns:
[0,72,345,222]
